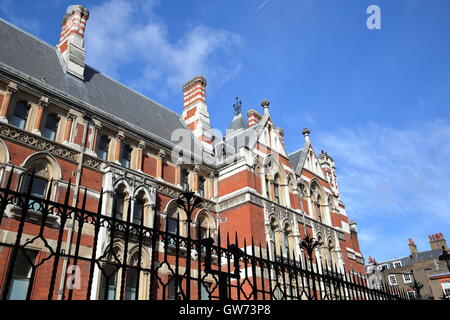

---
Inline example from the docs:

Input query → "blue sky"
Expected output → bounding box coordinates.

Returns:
[1,0,450,262]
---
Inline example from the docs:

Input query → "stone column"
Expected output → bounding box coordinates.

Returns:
[207,172,215,199]
[192,165,200,192]
[156,149,165,180]
[63,112,77,144]
[90,121,102,153]
[32,96,49,135]
[175,158,182,187]
[0,82,18,122]
[113,131,125,163]
[136,140,145,171]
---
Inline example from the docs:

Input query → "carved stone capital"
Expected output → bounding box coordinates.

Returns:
[116,131,125,141]
[193,164,200,173]
[6,82,18,94]
[138,140,146,150]
[157,149,165,159]
[38,96,49,108]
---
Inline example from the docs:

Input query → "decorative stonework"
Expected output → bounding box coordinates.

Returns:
[83,154,103,170]
[0,123,79,162]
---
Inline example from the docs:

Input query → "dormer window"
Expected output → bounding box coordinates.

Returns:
[11,101,29,129]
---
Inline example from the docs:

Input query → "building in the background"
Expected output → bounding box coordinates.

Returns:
[0,5,364,300]
[365,233,450,300]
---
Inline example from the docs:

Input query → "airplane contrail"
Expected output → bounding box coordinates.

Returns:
[256,0,270,12]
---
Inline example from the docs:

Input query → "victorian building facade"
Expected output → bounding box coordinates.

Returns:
[365,233,450,300]
[0,5,365,300]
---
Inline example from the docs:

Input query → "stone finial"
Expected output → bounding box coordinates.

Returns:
[302,128,310,143]
[261,99,270,115]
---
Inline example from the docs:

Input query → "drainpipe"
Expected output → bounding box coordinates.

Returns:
[56,112,91,300]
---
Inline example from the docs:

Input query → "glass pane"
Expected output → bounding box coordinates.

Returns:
[121,146,132,168]
[112,194,124,220]
[125,270,138,300]
[98,136,109,160]
[11,116,26,129]
[22,175,47,199]
[8,278,30,300]
[12,102,28,129]
[167,218,177,235]
[133,201,143,225]
[7,250,37,300]
[42,127,56,141]
[201,283,210,300]
[100,265,117,300]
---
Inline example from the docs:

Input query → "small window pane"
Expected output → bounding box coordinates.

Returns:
[98,136,109,161]
[99,264,117,300]
[21,175,48,199]
[7,250,37,300]
[121,145,132,168]
[125,269,138,300]
[133,200,143,225]
[198,177,205,197]
[181,170,189,191]
[167,217,178,235]
[11,102,29,129]
[42,114,58,141]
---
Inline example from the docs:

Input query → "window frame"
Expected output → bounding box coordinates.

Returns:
[97,135,110,161]
[120,144,132,168]
[402,273,412,284]
[11,101,29,129]
[388,274,397,285]
[42,113,59,141]
[6,249,38,300]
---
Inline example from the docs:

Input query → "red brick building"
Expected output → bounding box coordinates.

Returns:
[0,5,365,300]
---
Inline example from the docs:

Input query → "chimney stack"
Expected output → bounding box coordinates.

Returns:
[408,238,417,255]
[182,76,213,153]
[57,5,89,79]
[247,109,262,127]
[428,233,448,251]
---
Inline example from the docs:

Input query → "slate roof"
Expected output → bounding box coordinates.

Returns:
[227,113,249,131]
[375,249,443,269]
[0,19,201,156]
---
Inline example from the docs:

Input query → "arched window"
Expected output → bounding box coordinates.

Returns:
[273,174,280,204]
[98,135,110,161]
[166,203,187,237]
[21,157,58,199]
[198,176,205,197]
[133,196,144,225]
[181,170,189,191]
[121,145,132,168]
[11,101,29,129]
[112,187,126,221]
[42,114,59,141]
[99,263,118,300]
[197,211,215,240]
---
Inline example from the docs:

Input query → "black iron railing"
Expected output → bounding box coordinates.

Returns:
[0,167,409,300]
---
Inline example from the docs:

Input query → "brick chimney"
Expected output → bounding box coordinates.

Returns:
[57,5,89,79]
[408,238,417,255]
[247,109,262,127]
[182,76,213,153]
[429,233,448,251]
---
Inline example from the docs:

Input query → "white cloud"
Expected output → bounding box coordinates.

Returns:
[84,0,242,97]
[315,120,450,259]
